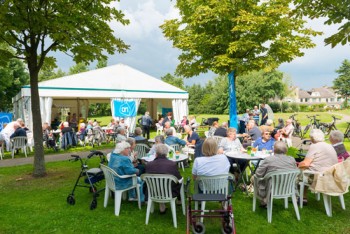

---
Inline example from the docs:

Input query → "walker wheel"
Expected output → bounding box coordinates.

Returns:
[90,199,97,210]
[67,195,75,205]
[221,225,233,234]
[192,222,205,234]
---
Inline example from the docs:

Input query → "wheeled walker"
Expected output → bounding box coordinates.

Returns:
[66,151,106,210]
[185,178,236,234]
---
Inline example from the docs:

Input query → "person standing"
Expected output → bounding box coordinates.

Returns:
[253,106,260,125]
[260,103,268,126]
[140,111,152,139]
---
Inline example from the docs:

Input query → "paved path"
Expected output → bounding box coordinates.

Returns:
[0,148,113,168]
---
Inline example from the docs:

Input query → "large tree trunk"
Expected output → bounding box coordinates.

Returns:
[28,61,46,177]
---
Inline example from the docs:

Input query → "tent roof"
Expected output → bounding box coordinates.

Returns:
[19,63,188,99]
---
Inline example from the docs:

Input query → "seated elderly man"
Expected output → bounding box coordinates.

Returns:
[149,135,165,155]
[1,118,24,151]
[214,122,228,137]
[242,120,262,148]
[108,141,144,201]
[145,143,182,214]
[329,130,349,162]
[10,122,27,139]
[133,127,146,141]
[164,128,186,146]
[298,129,338,203]
[255,141,297,207]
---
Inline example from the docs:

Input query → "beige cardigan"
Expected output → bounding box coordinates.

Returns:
[312,158,350,196]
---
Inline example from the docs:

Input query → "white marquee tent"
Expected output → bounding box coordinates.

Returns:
[13,63,189,132]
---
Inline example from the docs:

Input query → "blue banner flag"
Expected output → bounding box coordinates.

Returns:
[0,112,13,132]
[113,100,137,117]
[228,71,238,129]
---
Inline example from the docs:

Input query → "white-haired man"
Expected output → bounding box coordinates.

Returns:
[145,144,182,213]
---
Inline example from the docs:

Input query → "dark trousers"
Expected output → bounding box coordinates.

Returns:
[142,125,150,139]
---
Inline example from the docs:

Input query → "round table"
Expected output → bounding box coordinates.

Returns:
[225,151,272,193]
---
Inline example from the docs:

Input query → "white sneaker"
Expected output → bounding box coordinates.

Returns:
[128,197,138,202]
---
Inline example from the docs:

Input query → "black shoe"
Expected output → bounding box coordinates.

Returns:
[259,203,267,209]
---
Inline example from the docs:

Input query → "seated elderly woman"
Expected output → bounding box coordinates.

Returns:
[149,135,165,155]
[329,130,349,162]
[192,137,230,179]
[218,128,245,174]
[116,127,127,142]
[298,129,338,203]
[133,127,146,141]
[253,130,275,151]
[108,141,144,201]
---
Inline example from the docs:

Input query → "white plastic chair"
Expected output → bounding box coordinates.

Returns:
[141,174,185,228]
[299,169,346,216]
[156,123,163,135]
[194,174,234,222]
[204,131,209,138]
[169,144,185,171]
[252,170,300,223]
[11,136,28,159]
[0,141,4,160]
[100,164,141,216]
[26,131,34,152]
[134,143,150,160]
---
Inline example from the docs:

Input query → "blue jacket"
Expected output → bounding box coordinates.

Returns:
[165,136,186,146]
[253,138,275,151]
[108,153,138,190]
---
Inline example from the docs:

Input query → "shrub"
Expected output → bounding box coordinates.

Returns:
[299,104,308,112]
[290,103,300,112]
[267,102,280,112]
[282,102,289,112]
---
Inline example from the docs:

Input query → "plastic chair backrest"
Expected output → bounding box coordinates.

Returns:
[266,170,300,198]
[134,143,150,159]
[141,174,179,201]
[195,174,233,195]
[100,164,117,192]
[12,136,27,149]
[26,131,34,146]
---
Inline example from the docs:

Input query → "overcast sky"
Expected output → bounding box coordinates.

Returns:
[55,0,350,90]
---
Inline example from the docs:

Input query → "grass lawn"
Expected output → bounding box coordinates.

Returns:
[1,158,350,233]
[1,111,350,233]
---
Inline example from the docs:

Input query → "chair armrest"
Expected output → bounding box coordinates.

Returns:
[118,174,137,179]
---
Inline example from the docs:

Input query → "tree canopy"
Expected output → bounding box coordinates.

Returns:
[294,0,350,47]
[0,0,129,176]
[161,73,185,90]
[333,59,350,105]
[0,45,29,111]
[161,0,320,77]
